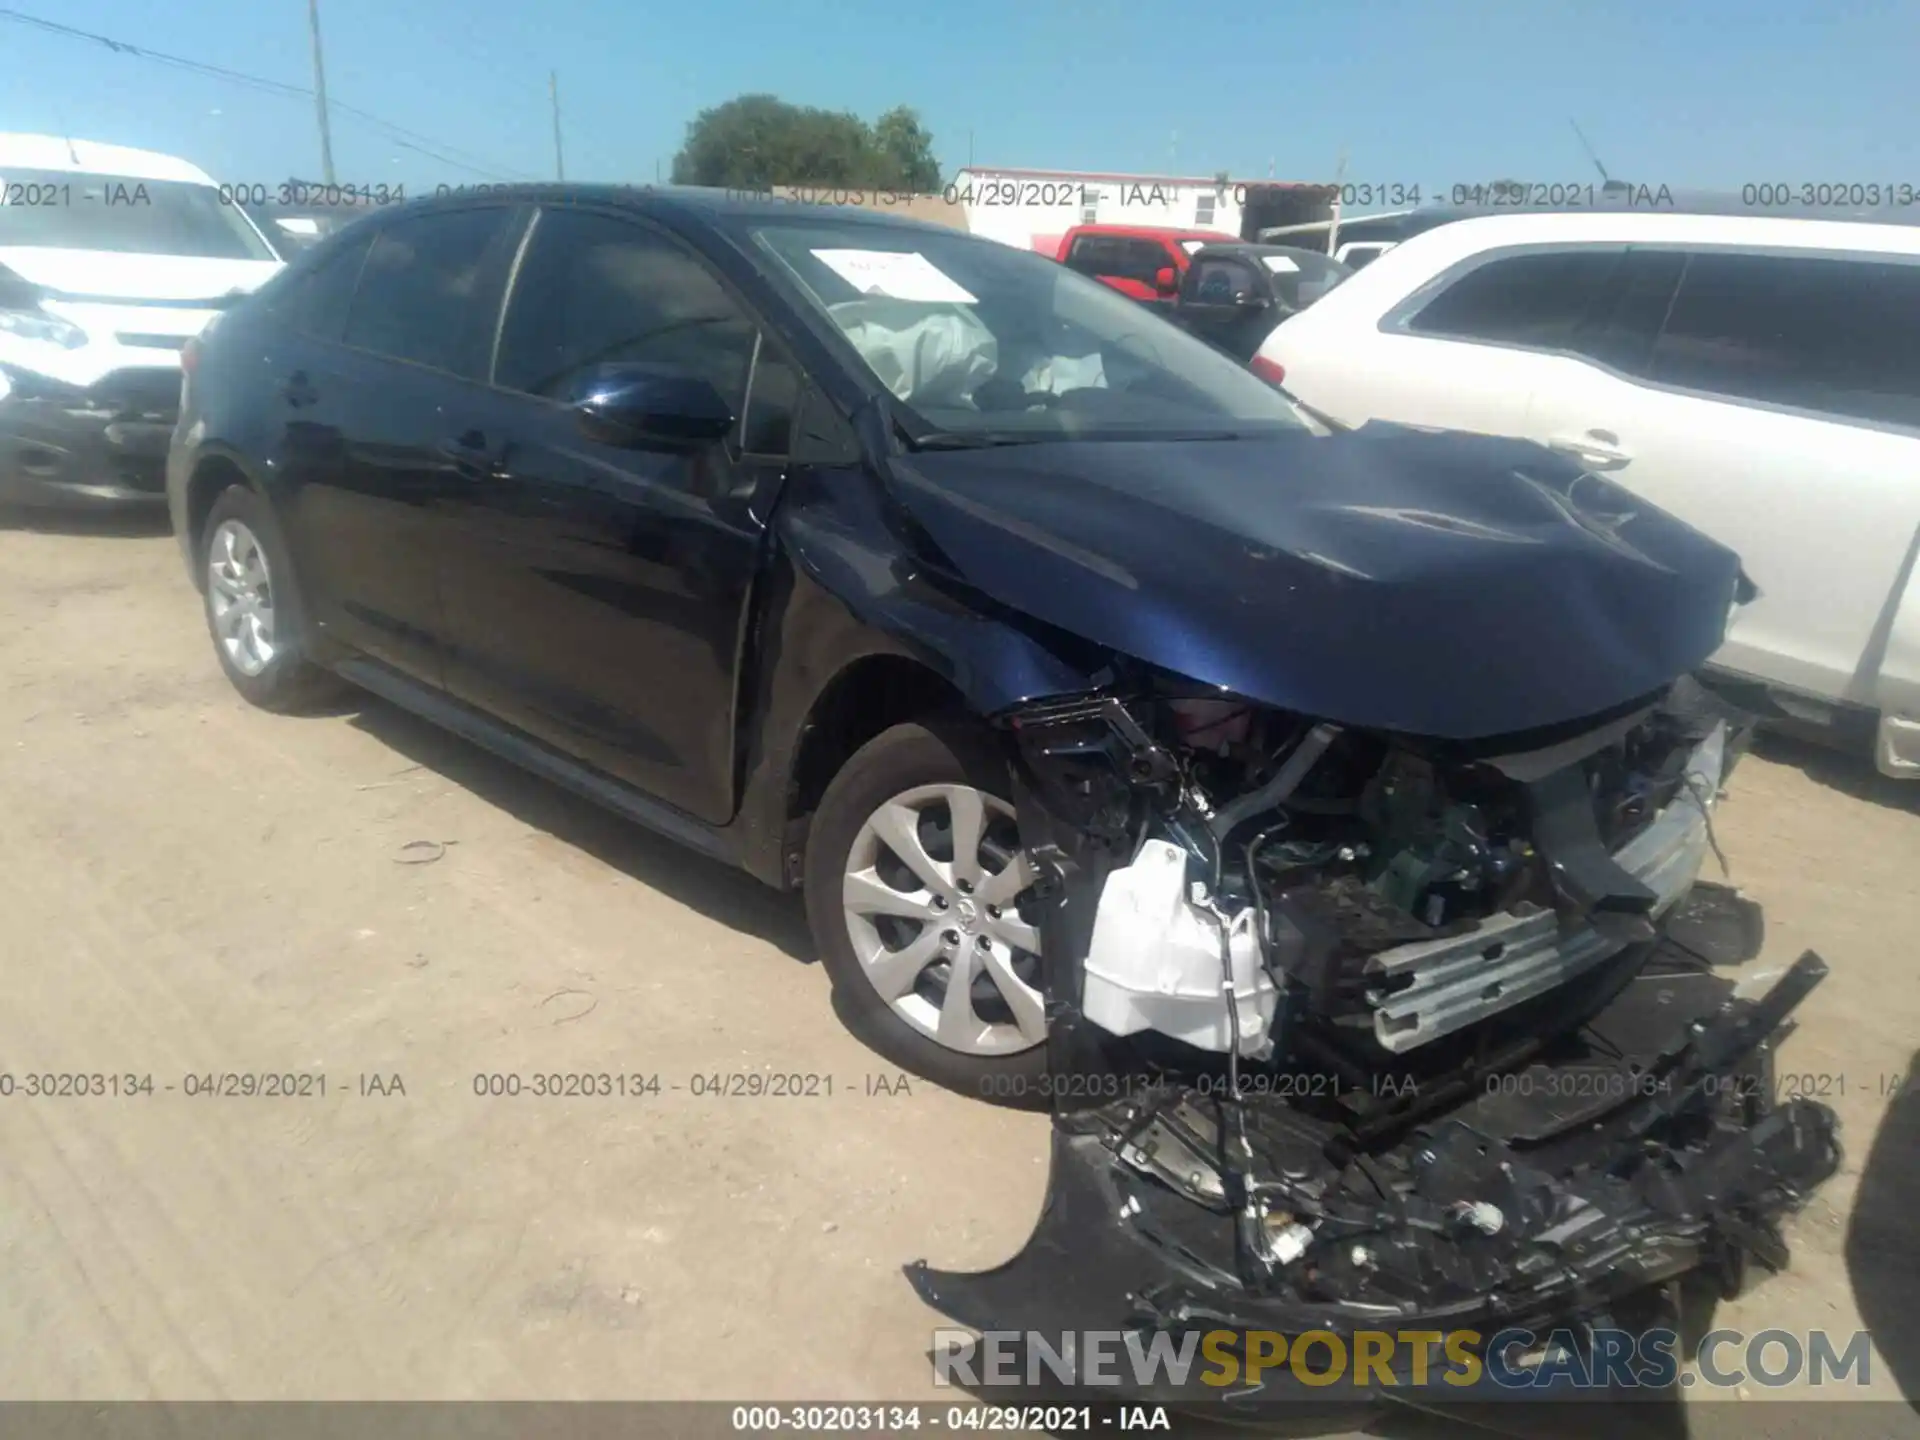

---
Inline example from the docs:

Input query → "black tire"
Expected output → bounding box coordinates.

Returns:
[198,484,343,712]
[805,717,1050,1101]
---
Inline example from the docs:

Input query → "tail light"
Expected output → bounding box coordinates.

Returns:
[1250,354,1286,386]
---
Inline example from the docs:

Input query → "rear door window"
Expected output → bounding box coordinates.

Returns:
[342,207,515,375]
[1564,248,1685,376]
[1405,248,1624,349]
[283,231,373,342]
[1648,251,1920,428]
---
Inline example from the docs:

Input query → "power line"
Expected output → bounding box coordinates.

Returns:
[0,6,533,181]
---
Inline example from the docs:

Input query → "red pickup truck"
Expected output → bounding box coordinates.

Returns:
[1054,223,1231,310]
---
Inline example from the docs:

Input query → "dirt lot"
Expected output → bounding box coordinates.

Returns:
[1,511,1917,1426]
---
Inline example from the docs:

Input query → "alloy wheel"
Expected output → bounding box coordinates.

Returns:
[841,783,1046,1056]
[206,518,278,677]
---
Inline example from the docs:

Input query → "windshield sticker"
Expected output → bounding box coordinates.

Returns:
[811,249,979,304]
[1261,254,1301,273]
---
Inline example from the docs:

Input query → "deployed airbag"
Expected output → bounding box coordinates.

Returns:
[828,298,997,410]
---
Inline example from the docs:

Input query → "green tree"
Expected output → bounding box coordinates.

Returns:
[870,106,941,193]
[671,95,942,192]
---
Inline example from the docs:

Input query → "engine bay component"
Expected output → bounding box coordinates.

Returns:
[1207,720,1339,841]
[1032,672,1745,1064]
[1364,721,1726,1051]
[943,671,1844,1404]
[1081,840,1277,1057]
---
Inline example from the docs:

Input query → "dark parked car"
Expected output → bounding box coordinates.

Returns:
[168,186,1836,1364]
[1172,242,1351,364]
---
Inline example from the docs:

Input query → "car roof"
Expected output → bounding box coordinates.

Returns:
[0,132,217,185]
[1388,208,1920,263]
[1064,223,1231,241]
[1192,241,1342,260]
[378,182,964,236]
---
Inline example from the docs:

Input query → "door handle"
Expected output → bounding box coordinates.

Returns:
[1547,429,1632,469]
[283,371,318,408]
[437,431,509,481]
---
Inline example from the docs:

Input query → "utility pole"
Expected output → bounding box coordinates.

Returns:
[549,71,566,181]
[1327,147,1348,256]
[307,0,337,184]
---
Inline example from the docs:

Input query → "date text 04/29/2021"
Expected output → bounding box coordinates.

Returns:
[729,1405,1171,1432]
[0,1072,406,1098]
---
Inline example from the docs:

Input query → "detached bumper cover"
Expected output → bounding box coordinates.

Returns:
[908,947,1839,1404]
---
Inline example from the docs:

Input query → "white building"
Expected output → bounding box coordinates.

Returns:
[948,167,1238,255]
[947,167,1334,257]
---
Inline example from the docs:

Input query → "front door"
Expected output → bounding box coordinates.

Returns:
[432,206,799,823]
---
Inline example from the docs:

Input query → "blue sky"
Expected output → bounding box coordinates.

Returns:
[4,0,1917,197]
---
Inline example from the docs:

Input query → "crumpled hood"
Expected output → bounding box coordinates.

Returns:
[887,424,1744,739]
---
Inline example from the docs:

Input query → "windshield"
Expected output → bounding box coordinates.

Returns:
[0,169,277,261]
[747,218,1312,443]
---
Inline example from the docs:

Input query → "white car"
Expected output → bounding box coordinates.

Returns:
[1256,209,1920,777]
[1,133,283,508]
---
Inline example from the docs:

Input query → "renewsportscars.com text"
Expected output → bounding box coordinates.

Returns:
[931,1326,1875,1391]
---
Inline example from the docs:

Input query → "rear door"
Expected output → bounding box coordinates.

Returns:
[431,205,791,822]
[1520,247,1920,713]
[280,204,522,684]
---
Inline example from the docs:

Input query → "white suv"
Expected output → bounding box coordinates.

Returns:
[1,133,283,508]
[1255,210,1920,777]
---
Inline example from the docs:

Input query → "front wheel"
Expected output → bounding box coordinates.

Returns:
[804,718,1050,1097]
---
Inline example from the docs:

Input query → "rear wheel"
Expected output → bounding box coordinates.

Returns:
[199,485,341,711]
[805,718,1049,1097]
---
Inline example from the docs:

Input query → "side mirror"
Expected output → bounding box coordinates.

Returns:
[1153,266,1179,296]
[569,363,735,450]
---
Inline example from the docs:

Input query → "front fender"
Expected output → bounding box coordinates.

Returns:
[775,464,1100,715]
[726,464,1104,889]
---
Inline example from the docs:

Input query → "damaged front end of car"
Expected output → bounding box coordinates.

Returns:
[907,672,1842,1401]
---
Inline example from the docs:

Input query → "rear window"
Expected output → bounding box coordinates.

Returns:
[1063,235,1171,287]
[0,168,277,261]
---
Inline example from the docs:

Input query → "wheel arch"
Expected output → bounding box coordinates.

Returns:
[182,449,266,591]
[727,538,1101,890]
[786,653,971,829]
